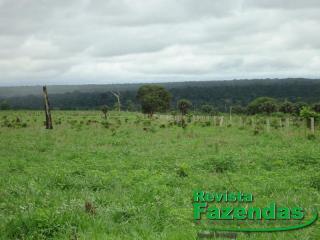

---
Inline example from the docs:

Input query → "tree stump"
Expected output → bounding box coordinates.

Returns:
[43,86,53,129]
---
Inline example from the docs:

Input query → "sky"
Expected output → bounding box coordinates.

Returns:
[0,0,319,86]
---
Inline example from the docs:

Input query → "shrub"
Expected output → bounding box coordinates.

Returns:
[279,101,294,114]
[100,105,109,119]
[101,121,111,128]
[293,102,308,115]
[307,133,316,140]
[300,106,318,119]
[232,105,246,114]
[310,175,320,191]
[5,209,65,239]
[176,164,189,177]
[210,156,235,173]
[186,113,193,123]
[312,103,320,113]
[247,97,278,115]
[177,99,192,115]
[200,104,216,115]
[177,118,187,129]
[0,100,10,110]
[300,106,319,128]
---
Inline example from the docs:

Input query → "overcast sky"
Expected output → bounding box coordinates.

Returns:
[0,0,319,86]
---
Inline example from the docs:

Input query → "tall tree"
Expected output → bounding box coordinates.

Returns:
[137,85,171,116]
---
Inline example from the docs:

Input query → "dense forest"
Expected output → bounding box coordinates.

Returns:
[1,78,320,112]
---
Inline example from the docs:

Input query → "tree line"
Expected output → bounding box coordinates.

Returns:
[135,85,320,118]
[1,79,320,116]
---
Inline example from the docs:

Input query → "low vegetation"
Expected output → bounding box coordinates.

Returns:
[0,110,319,239]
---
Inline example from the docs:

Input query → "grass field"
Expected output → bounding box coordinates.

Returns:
[0,111,319,239]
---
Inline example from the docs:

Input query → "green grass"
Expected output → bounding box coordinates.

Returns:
[0,111,319,239]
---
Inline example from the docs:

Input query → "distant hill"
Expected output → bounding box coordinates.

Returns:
[1,78,320,111]
[0,83,142,98]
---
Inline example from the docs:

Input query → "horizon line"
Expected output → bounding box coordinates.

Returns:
[1,77,320,88]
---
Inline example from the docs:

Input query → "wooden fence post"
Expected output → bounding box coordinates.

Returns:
[285,118,290,131]
[266,119,270,132]
[43,86,53,129]
[311,117,315,134]
[219,116,224,127]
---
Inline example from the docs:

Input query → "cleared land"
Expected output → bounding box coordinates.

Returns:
[0,111,319,239]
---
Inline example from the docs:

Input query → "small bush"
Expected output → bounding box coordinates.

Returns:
[85,201,96,215]
[210,156,235,173]
[143,119,152,126]
[307,133,316,140]
[310,175,320,191]
[178,119,187,129]
[176,164,189,177]
[253,128,260,135]
[202,121,211,127]
[112,210,133,223]
[101,121,111,128]
[186,113,193,123]
[5,209,64,239]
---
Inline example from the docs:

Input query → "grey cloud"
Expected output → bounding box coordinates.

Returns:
[0,0,319,86]
[244,0,320,9]
[85,0,238,26]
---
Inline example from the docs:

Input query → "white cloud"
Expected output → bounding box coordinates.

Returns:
[0,0,319,86]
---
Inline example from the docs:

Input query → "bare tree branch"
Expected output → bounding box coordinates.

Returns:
[111,91,121,112]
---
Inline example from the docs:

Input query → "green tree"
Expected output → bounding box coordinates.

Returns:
[0,100,10,110]
[125,100,136,112]
[300,106,319,128]
[137,85,171,116]
[247,97,278,115]
[232,105,246,114]
[200,104,215,115]
[300,106,318,118]
[101,105,109,119]
[312,103,320,113]
[177,99,192,115]
[279,100,294,114]
[293,102,308,115]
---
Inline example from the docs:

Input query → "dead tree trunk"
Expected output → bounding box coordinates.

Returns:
[43,86,53,129]
[111,91,121,112]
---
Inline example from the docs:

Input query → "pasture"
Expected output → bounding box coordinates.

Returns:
[0,111,319,239]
